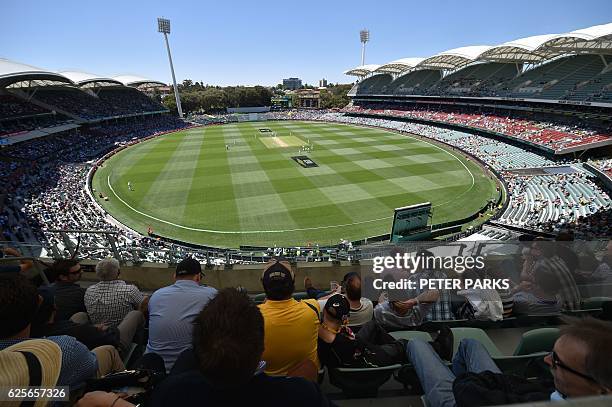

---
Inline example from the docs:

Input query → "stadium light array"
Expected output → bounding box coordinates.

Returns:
[157,17,183,118]
[360,29,370,66]
[158,18,171,34]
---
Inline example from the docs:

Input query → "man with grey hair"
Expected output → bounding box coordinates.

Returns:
[84,258,146,351]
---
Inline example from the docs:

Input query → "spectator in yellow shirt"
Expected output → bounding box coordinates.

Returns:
[258,259,320,380]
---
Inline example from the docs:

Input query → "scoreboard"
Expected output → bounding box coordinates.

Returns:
[390,202,432,242]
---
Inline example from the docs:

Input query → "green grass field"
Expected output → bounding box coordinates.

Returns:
[91,121,498,247]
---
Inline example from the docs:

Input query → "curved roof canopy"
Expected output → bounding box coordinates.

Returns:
[366,23,612,79]
[343,64,381,77]
[112,75,166,87]
[59,71,123,87]
[416,46,492,70]
[537,22,612,52]
[0,58,73,87]
[477,34,560,62]
[374,58,425,74]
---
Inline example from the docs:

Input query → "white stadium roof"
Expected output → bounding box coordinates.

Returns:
[0,58,73,86]
[477,34,560,62]
[346,22,612,76]
[343,65,381,77]
[0,58,166,89]
[537,22,612,52]
[416,46,493,70]
[59,71,123,86]
[374,58,425,74]
[112,75,166,87]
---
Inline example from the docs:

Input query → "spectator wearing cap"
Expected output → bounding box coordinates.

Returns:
[258,259,321,379]
[84,258,146,351]
[307,273,373,329]
[146,257,217,372]
[318,294,411,369]
[49,259,86,321]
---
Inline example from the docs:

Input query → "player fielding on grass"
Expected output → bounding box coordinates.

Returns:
[127,181,134,191]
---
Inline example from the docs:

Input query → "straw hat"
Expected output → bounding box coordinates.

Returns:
[0,339,62,407]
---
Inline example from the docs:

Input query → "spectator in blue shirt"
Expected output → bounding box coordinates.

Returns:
[146,257,217,372]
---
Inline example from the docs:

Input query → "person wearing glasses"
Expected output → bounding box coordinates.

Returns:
[48,259,86,321]
[544,317,612,400]
[145,257,217,372]
[405,316,612,406]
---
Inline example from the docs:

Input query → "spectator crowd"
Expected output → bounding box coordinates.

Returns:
[1,249,612,406]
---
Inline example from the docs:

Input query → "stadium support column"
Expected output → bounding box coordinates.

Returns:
[158,18,184,118]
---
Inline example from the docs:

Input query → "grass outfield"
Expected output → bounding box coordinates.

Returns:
[91,121,499,247]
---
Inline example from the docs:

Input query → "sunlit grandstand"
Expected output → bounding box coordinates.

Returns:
[1,9,612,407]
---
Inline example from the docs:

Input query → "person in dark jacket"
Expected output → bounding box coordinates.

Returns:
[49,259,86,321]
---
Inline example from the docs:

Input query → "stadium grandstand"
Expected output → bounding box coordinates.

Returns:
[344,23,612,154]
[2,15,612,407]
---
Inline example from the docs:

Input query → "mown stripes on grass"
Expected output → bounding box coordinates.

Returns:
[92,121,498,247]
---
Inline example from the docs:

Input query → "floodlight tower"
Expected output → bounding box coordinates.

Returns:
[157,17,183,118]
[360,29,370,66]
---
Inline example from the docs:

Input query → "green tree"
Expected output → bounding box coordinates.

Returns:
[319,89,333,109]
[291,93,300,108]
[162,94,177,114]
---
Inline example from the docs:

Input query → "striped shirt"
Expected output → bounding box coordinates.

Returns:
[498,288,514,318]
[534,256,581,311]
[84,280,144,327]
[513,291,560,315]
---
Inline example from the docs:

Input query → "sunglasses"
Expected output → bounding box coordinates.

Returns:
[549,351,598,384]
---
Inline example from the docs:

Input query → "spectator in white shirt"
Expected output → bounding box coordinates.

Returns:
[342,272,373,329]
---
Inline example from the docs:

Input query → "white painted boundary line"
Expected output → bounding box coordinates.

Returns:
[104,121,478,235]
[108,175,392,234]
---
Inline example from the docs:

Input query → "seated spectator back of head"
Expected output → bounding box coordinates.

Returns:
[146,257,217,372]
[261,259,295,300]
[193,287,263,385]
[151,288,332,407]
[0,275,39,339]
[343,272,373,327]
[258,260,320,377]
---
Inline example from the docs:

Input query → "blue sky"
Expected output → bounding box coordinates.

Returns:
[2,0,610,86]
